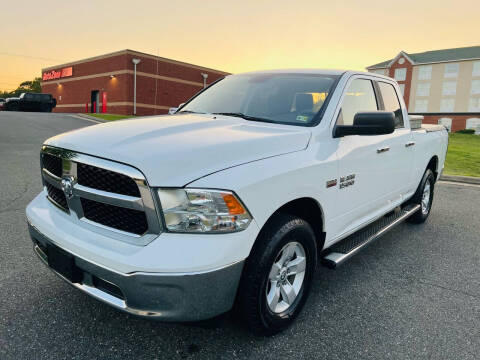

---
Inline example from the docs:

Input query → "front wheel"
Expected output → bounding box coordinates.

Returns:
[236,213,317,336]
[407,169,435,223]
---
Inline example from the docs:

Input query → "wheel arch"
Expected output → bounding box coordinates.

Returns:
[254,197,326,255]
[426,155,439,181]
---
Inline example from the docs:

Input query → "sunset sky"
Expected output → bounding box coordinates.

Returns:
[1,0,479,91]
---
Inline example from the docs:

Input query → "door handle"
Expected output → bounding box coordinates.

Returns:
[405,141,415,147]
[377,147,390,154]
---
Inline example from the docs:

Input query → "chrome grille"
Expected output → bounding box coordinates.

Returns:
[42,153,62,177]
[40,146,161,245]
[77,163,140,197]
[45,182,68,210]
[81,198,148,235]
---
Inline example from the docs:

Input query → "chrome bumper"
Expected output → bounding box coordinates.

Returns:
[28,223,244,321]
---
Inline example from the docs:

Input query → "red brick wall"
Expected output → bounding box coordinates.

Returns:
[421,115,470,132]
[388,56,413,109]
[41,51,228,115]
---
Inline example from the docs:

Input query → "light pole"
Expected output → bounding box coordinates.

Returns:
[132,58,141,115]
[201,73,208,88]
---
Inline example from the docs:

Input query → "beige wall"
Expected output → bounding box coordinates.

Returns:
[409,59,480,113]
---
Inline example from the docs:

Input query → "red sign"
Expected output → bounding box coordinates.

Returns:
[42,66,73,81]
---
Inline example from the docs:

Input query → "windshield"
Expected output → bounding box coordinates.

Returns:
[180,73,339,126]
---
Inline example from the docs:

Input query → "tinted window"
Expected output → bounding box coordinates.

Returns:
[337,79,378,126]
[378,82,404,128]
[180,73,338,126]
[25,93,34,100]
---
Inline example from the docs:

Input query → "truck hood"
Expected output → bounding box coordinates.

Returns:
[45,114,311,186]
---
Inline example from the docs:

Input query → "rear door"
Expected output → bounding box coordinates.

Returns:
[375,80,415,199]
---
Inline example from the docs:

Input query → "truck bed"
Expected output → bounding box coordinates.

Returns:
[413,124,446,132]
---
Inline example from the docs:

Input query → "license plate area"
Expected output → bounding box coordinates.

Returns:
[47,243,82,283]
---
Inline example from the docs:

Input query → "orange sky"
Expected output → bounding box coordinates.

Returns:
[1,0,479,91]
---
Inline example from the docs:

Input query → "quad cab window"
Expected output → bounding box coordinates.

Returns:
[377,82,404,128]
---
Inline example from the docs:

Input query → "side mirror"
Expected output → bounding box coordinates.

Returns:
[168,107,178,115]
[334,111,395,138]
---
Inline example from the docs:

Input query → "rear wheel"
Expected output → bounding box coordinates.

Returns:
[407,169,435,223]
[236,213,317,336]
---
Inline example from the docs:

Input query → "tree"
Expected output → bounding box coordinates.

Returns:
[0,77,42,98]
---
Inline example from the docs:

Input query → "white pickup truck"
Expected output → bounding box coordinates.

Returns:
[27,70,448,335]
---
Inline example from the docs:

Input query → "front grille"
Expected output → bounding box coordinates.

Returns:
[42,153,62,177]
[77,163,140,197]
[40,146,160,243]
[81,198,148,235]
[46,182,68,210]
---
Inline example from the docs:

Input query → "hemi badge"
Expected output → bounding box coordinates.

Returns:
[326,179,337,188]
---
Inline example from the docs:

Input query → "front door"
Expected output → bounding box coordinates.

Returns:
[333,77,393,239]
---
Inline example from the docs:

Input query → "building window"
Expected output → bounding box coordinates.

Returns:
[442,81,457,96]
[418,65,432,80]
[394,68,407,81]
[438,118,452,132]
[472,61,480,77]
[415,99,428,112]
[371,69,386,75]
[471,80,480,94]
[440,98,455,112]
[466,118,480,134]
[469,98,480,112]
[444,63,459,78]
[398,84,405,96]
[416,83,430,97]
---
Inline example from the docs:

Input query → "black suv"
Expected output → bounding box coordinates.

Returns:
[5,93,57,112]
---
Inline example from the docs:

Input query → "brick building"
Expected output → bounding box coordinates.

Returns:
[367,46,480,132]
[41,49,229,116]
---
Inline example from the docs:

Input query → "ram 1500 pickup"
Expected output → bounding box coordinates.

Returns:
[26,70,448,335]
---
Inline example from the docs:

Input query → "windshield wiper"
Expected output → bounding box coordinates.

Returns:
[212,112,271,123]
[177,110,206,114]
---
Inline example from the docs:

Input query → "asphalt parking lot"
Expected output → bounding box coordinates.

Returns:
[1,111,479,359]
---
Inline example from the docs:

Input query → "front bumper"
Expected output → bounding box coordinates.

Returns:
[28,223,245,321]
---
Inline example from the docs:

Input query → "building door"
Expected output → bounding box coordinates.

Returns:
[90,90,99,113]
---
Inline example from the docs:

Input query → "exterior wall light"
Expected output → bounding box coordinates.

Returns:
[201,73,208,88]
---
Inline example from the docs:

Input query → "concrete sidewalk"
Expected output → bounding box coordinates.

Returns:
[440,174,480,185]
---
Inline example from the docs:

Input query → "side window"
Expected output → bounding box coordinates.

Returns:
[378,82,404,128]
[337,79,378,126]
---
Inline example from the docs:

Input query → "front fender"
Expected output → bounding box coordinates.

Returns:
[187,147,338,236]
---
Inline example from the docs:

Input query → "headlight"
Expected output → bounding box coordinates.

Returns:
[157,188,252,233]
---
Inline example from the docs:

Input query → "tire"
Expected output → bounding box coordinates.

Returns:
[236,213,317,336]
[407,169,435,224]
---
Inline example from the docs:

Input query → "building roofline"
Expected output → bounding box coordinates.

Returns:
[41,49,230,75]
[368,56,480,70]
[388,51,415,67]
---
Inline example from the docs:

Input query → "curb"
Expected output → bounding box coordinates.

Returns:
[74,113,107,122]
[440,174,480,185]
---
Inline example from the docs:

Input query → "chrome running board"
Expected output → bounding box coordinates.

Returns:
[322,204,420,269]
